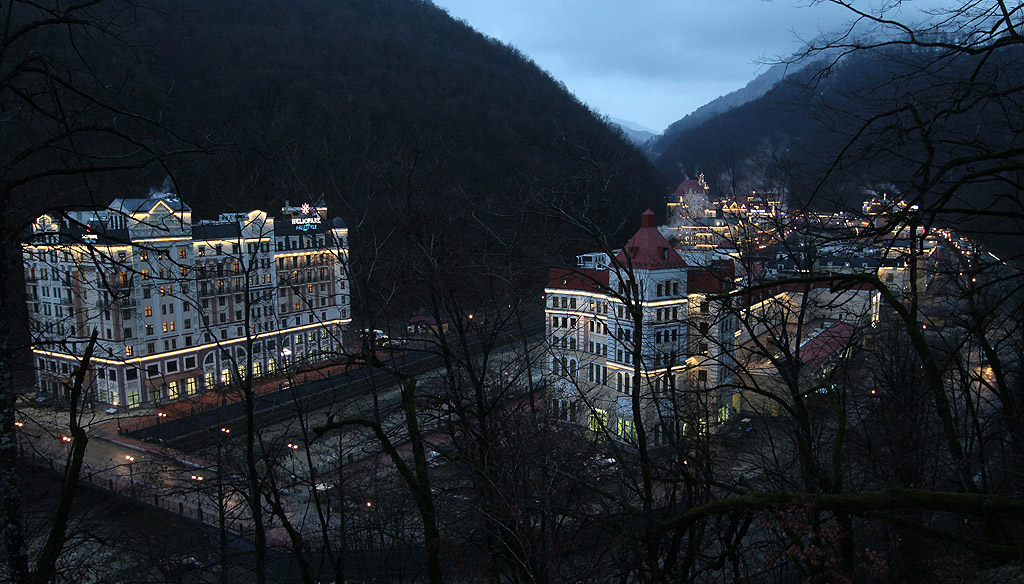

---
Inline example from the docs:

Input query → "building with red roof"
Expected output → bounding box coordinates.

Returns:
[544,211,739,443]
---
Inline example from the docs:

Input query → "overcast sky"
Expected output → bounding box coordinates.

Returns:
[430,0,931,133]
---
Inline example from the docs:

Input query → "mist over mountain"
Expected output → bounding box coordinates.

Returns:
[608,117,659,148]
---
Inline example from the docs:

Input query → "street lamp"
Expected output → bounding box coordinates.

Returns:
[156,411,167,442]
[286,443,299,482]
[125,454,136,496]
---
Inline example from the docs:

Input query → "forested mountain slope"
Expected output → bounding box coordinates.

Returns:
[40,0,666,245]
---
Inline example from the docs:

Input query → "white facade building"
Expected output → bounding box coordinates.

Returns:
[545,210,738,442]
[23,193,351,408]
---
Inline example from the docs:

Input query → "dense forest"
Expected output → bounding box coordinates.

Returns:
[14,0,666,260]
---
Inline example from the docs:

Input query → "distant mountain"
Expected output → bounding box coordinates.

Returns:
[649,45,1024,212]
[651,63,794,158]
[608,117,660,148]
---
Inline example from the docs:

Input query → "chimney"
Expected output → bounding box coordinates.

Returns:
[641,209,656,228]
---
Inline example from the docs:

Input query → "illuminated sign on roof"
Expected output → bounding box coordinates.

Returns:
[291,202,321,231]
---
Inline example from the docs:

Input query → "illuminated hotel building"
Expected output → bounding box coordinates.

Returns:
[545,210,738,441]
[23,192,351,408]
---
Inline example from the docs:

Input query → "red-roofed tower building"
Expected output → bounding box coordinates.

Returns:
[545,210,739,443]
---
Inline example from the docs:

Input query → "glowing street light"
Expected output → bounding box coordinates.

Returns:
[125,455,136,495]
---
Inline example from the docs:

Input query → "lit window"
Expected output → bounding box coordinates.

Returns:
[125,346,133,357]
[144,306,153,317]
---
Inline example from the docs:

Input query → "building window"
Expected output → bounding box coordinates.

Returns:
[125,346,133,357]
[186,377,197,395]
[588,409,608,432]
[141,270,150,280]
[145,324,154,335]
[617,418,636,442]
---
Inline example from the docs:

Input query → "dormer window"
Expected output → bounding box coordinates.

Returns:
[662,248,669,260]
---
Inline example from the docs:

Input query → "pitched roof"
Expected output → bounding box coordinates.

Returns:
[108,194,190,214]
[546,268,609,293]
[687,260,735,293]
[799,322,857,371]
[674,179,708,195]
[192,222,241,240]
[614,210,687,270]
